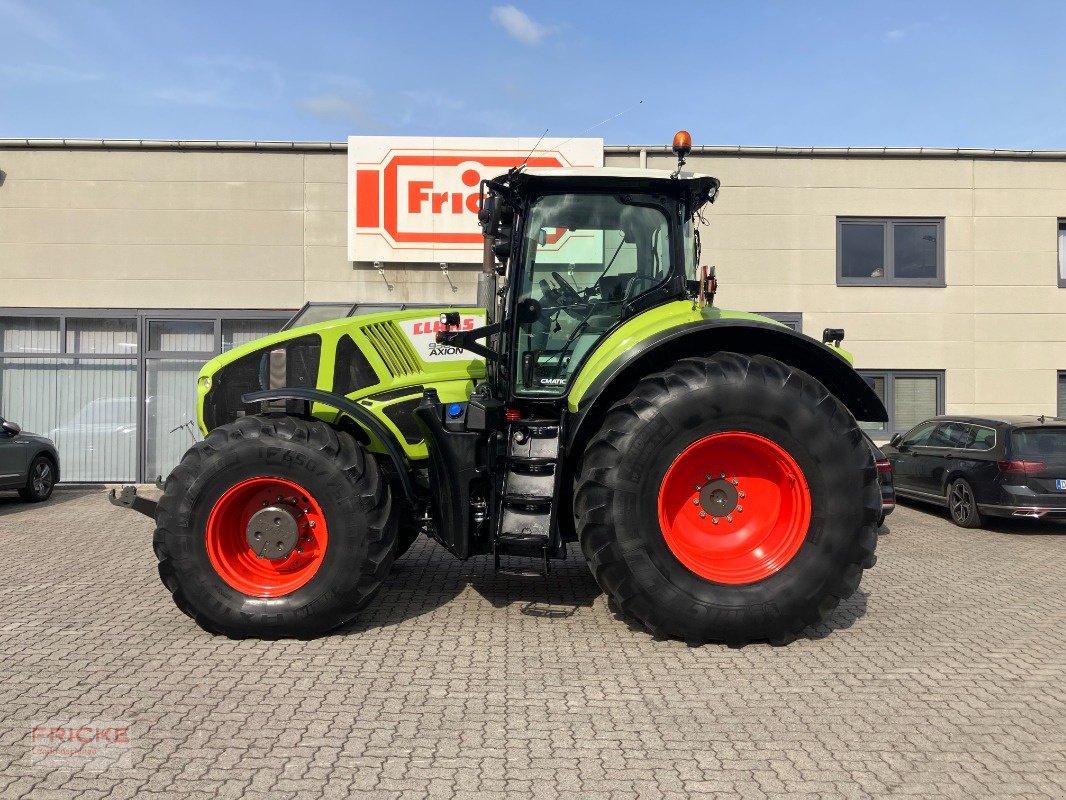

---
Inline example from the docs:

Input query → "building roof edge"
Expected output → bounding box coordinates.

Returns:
[0,139,1064,160]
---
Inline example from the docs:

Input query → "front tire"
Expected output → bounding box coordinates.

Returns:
[19,455,55,502]
[154,415,396,638]
[574,353,880,645]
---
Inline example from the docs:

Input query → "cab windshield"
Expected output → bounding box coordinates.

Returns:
[514,192,671,395]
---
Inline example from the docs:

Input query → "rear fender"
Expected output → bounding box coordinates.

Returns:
[566,318,887,462]
[556,320,886,544]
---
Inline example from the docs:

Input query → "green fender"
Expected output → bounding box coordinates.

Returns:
[565,303,887,453]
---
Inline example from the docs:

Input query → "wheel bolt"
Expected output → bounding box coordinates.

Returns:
[731,479,739,485]
[699,511,706,518]
[726,515,734,523]
[692,498,700,505]
[712,517,719,524]
[737,506,743,513]
[308,521,316,528]
[739,491,745,499]
[719,473,725,479]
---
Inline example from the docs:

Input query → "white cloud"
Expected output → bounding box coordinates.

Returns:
[300,93,383,131]
[490,6,549,46]
[151,56,284,110]
[0,63,101,84]
[883,29,907,43]
[0,0,67,48]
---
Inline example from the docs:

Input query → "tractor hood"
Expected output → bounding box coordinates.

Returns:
[196,308,487,446]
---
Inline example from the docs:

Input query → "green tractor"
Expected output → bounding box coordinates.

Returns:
[127,133,886,644]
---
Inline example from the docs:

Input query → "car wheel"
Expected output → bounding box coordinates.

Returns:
[947,478,983,529]
[18,455,56,502]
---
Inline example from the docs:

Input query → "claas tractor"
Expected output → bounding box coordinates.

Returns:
[125,132,887,644]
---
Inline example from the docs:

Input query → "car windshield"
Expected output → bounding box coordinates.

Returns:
[1010,427,1066,462]
[514,192,672,395]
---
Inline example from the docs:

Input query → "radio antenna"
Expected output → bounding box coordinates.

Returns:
[555,99,644,149]
[518,128,549,169]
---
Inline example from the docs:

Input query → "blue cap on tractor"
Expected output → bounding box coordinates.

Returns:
[447,403,463,418]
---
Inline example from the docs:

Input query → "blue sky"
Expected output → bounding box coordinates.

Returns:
[3,1,1066,148]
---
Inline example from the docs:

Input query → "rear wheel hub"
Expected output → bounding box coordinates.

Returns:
[658,431,812,584]
[699,479,738,517]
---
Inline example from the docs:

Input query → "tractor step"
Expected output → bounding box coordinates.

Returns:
[496,564,548,578]
[506,456,555,467]
[497,530,550,551]
[493,416,564,572]
[502,493,553,505]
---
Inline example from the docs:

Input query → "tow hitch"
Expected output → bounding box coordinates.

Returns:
[108,485,158,519]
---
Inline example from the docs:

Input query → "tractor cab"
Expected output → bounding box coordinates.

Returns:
[471,156,720,403]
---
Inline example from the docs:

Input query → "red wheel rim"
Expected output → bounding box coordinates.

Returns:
[205,477,329,597]
[657,432,811,584]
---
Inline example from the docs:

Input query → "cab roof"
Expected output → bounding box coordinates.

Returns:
[496,166,721,200]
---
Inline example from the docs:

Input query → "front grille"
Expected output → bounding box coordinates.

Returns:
[203,334,321,431]
[361,321,420,377]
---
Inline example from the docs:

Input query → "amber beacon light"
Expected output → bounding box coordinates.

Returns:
[670,130,692,178]
[672,130,692,159]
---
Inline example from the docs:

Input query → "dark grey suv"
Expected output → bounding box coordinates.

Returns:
[0,417,60,502]
[882,415,1066,528]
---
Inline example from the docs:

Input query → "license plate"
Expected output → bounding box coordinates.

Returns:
[1057,480,1066,491]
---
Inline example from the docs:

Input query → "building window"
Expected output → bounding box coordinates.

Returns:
[756,312,802,332]
[1058,371,1066,418]
[0,309,290,483]
[858,370,944,437]
[837,218,945,286]
[1058,221,1066,288]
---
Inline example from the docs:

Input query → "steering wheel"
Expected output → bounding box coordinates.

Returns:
[551,271,584,305]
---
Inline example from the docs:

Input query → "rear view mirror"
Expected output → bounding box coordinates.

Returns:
[478,192,500,235]
[1,420,21,436]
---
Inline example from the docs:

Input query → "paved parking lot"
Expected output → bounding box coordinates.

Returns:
[0,488,1063,799]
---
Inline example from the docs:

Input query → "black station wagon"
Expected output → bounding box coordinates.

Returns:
[881,415,1066,528]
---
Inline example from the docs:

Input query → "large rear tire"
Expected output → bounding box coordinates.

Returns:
[574,353,880,645]
[154,415,396,638]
